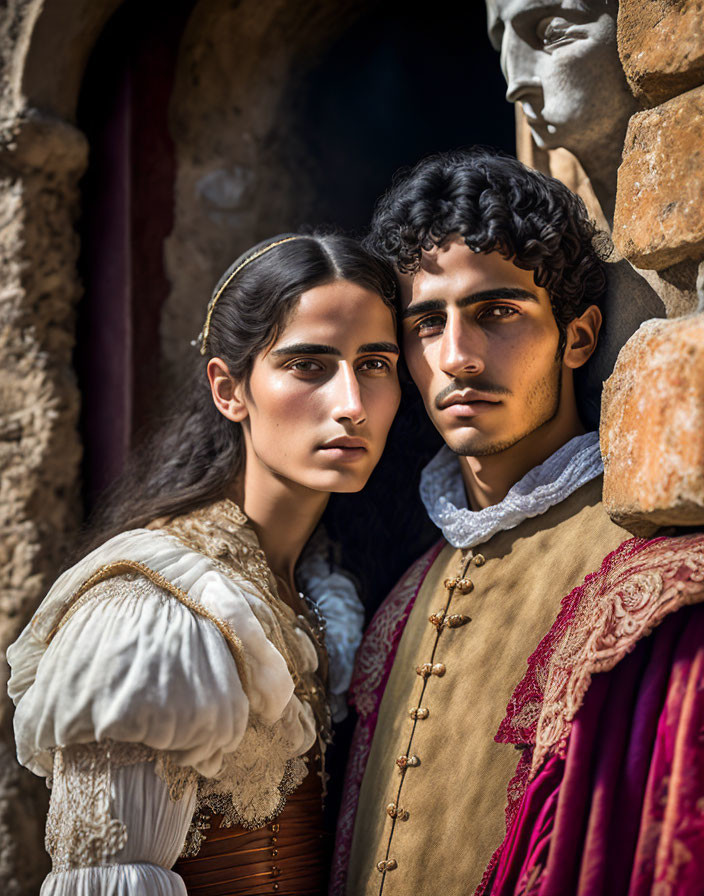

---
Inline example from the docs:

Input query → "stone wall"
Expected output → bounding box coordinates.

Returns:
[601,0,704,529]
[613,0,704,279]
[0,0,370,888]
[162,0,364,370]
[0,1,123,888]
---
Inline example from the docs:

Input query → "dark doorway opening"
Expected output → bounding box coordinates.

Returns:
[75,0,194,509]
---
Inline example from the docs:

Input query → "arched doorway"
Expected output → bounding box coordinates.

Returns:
[75,0,513,607]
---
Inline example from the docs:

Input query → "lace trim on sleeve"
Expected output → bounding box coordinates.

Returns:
[181,719,310,856]
[46,725,317,868]
[45,742,154,871]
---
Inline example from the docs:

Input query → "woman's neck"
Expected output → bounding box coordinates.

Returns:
[227,462,329,592]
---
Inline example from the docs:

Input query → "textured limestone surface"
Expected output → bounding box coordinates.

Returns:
[614,86,704,270]
[0,2,125,888]
[618,0,704,106]
[601,315,704,533]
[0,112,87,892]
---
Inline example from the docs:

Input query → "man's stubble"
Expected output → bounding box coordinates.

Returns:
[445,358,563,458]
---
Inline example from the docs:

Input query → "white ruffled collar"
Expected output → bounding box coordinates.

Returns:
[419,432,603,549]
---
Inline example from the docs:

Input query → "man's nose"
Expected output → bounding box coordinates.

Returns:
[331,363,366,424]
[438,315,485,378]
[501,29,541,105]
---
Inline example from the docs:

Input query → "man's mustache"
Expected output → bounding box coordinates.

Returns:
[434,380,512,411]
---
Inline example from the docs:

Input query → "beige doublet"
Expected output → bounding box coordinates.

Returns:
[347,479,629,896]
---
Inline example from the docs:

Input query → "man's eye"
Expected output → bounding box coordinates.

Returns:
[536,16,572,46]
[416,315,445,335]
[478,305,518,321]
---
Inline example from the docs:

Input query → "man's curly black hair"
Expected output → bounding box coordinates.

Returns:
[366,147,608,353]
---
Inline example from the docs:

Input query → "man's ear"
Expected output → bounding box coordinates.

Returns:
[207,357,249,422]
[562,305,602,370]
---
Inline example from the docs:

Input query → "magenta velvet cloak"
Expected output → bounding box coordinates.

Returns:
[331,534,704,896]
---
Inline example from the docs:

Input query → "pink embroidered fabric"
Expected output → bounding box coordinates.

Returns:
[328,542,444,896]
[479,533,704,895]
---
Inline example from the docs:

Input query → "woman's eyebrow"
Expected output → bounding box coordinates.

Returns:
[358,342,400,355]
[270,343,341,356]
[270,341,400,357]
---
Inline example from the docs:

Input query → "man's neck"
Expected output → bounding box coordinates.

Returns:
[459,417,586,511]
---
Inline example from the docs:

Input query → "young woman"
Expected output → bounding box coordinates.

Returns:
[7,234,401,896]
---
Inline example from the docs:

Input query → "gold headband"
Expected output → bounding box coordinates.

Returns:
[198,236,302,355]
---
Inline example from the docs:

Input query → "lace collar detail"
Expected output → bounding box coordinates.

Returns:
[419,432,603,549]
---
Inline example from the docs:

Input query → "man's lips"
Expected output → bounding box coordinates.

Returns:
[437,392,502,410]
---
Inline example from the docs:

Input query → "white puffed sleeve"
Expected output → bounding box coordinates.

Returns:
[13,575,249,777]
[10,576,249,895]
[7,529,320,896]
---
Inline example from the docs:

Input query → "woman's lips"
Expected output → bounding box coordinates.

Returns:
[319,446,368,462]
[318,437,369,462]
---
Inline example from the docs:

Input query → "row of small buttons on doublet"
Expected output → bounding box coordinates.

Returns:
[377,553,486,876]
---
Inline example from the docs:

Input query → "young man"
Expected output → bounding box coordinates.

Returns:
[331,149,704,895]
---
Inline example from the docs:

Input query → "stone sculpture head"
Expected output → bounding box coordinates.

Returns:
[485,0,638,192]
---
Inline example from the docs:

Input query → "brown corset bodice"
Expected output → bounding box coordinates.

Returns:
[173,766,332,896]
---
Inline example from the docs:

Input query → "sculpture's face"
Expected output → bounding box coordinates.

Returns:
[486,0,634,156]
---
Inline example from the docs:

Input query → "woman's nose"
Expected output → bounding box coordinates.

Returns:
[331,363,366,425]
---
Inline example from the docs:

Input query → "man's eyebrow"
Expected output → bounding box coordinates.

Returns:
[458,287,540,306]
[269,341,400,357]
[270,343,341,357]
[402,287,539,320]
[401,299,446,321]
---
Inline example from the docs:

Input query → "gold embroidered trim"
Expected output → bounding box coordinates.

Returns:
[529,536,704,778]
[46,559,248,688]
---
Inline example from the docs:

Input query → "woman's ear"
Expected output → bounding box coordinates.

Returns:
[207,357,248,422]
[563,305,602,370]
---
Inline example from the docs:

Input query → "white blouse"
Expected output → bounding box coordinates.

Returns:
[8,525,359,895]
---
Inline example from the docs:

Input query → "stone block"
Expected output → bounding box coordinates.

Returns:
[618,0,704,106]
[613,86,704,270]
[601,314,704,534]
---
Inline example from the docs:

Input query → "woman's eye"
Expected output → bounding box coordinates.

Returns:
[416,315,445,336]
[478,305,518,321]
[536,16,572,47]
[288,359,323,373]
[358,357,391,373]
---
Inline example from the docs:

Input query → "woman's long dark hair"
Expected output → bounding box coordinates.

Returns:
[77,233,397,558]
